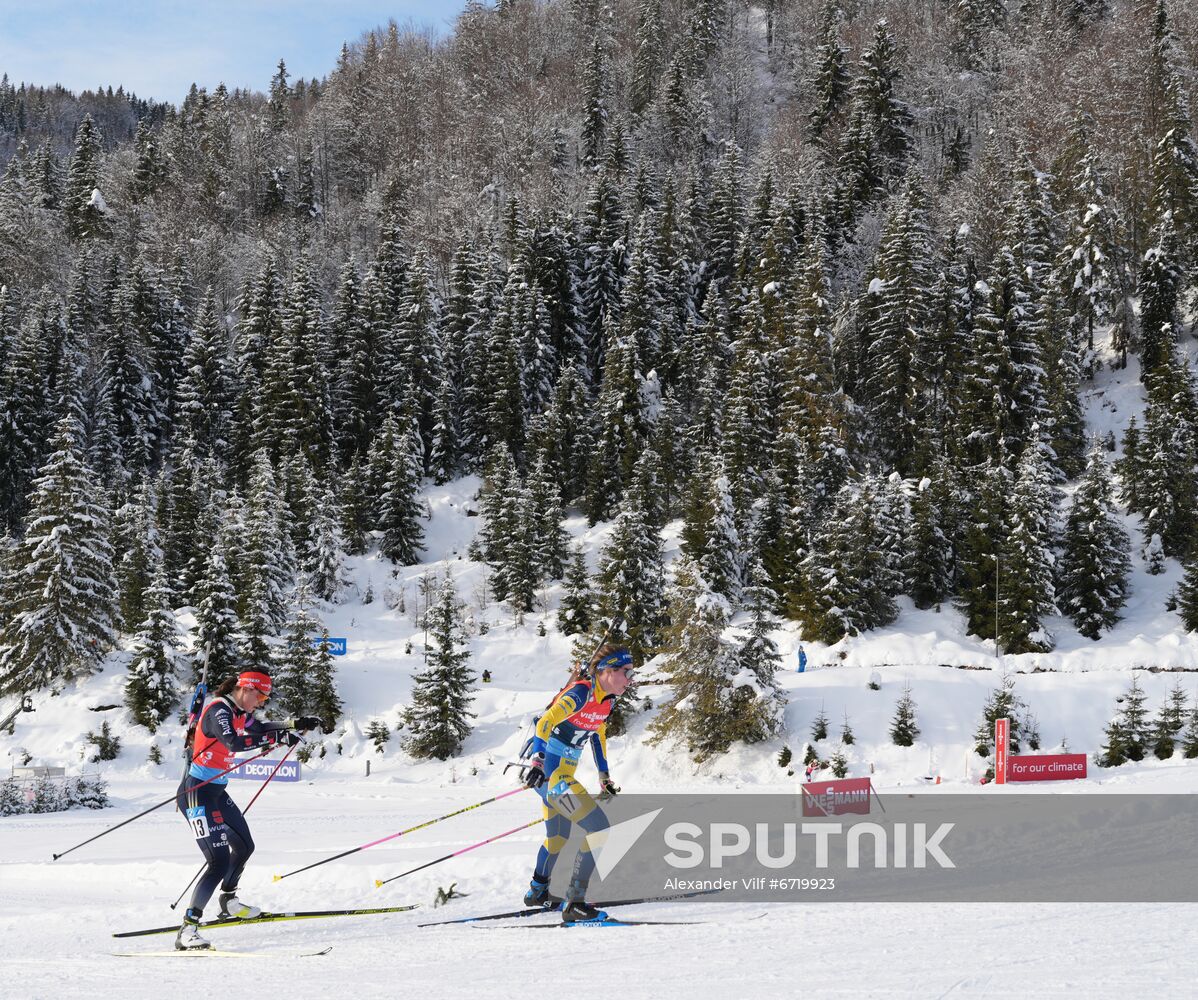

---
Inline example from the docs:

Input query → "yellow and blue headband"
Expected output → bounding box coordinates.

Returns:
[595,649,634,672]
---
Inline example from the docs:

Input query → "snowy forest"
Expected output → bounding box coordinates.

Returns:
[2,0,1198,760]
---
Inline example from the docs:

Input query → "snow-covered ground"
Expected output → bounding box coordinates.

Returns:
[5,332,1198,996]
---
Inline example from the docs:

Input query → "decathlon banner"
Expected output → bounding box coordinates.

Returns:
[801,777,872,817]
[229,759,301,782]
[1007,753,1087,782]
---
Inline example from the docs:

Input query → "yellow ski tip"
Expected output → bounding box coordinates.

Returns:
[272,875,282,882]
[374,880,384,888]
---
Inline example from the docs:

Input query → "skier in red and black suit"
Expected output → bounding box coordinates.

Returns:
[174,670,322,950]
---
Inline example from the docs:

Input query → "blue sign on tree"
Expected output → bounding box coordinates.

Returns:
[312,637,348,656]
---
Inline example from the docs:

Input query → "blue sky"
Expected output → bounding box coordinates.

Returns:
[0,1,467,104]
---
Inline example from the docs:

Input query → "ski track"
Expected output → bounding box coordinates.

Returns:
[4,781,1198,997]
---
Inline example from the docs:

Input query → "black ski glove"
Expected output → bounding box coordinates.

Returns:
[294,716,324,733]
[599,773,619,800]
[277,730,303,748]
[523,754,547,790]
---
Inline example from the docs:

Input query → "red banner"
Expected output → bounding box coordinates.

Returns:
[995,718,1009,785]
[801,777,872,816]
[1007,753,1088,782]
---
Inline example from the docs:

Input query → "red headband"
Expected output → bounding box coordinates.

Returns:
[237,671,272,696]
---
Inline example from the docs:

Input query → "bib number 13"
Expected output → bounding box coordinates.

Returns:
[190,813,210,840]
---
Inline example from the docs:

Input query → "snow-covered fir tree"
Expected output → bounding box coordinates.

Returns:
[193,537,243,683]
[974,674,1026,756]
[378,424,426,566]
[307,486,349,603]
[1057,444,1131,639]
[648,559,750,761]
[403,578,475,760]
[1179,557,1198,631]
[123,562,183,732]
[1099,675,1150,766]
[890,682,920,746]
[996,440,1059,653]
[557,544,597,637]
[0,416,117,695]
[274,576,323,718]
[594,468,667,667]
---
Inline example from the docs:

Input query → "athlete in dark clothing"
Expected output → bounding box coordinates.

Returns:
[174,670,321,950]
[522,644,633,923]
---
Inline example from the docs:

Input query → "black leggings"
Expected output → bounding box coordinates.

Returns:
[176,776,255,918]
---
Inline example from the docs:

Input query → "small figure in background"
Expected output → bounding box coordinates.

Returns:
[796,646,808,673]
[482,669,492,683]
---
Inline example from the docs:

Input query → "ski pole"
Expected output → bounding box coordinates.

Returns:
[273,786,529,882]
[51,745,278,861]
[374,817,542,888]
[169,743,299,910]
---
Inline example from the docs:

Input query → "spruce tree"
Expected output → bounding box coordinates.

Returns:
[240,450,293,630]
[404,578,476,759]
[557,545,596,636]
[1182,707,1198,759]
[310,629,343,729]
[308,487,349,604]
[863,180,934,476]
[124,564,182,732]
[807,2,849,139]
[177,288,235,462]
[974,673,1025,756]
[0,417,117,695]
[647,559,744,761]
[1058,445,1131,639]
[908,465,955,609]
[63,115,108,240]
[997,442,1059,654]
[728,563,787,743]
[1058,113,1118,356]
[113,480,162,631]
[274,576,321,718]
[1138,214,1182,376]
[890,682,920,746]
[795,481,899,644]
[811,706,829,742]
[525,454,569,583]
[378,426,426,566]
[194,534,243,683]
[594,474,667,668]
[1179,557,1198,631]
[1116,675,1150,762]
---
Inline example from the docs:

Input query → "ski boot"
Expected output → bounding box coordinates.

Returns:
[175,913,211,951]
[524,877,553,908]
[561,878,606,924]
[218,890,262,920]
[561,899,607,924]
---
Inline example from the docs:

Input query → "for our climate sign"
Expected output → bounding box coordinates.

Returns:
[1006,753,1087,782]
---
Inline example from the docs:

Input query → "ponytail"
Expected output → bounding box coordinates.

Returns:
[212,676,238,699]
[545,661,588,709]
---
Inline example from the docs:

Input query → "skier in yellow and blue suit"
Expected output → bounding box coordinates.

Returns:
[522,644,634,923]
